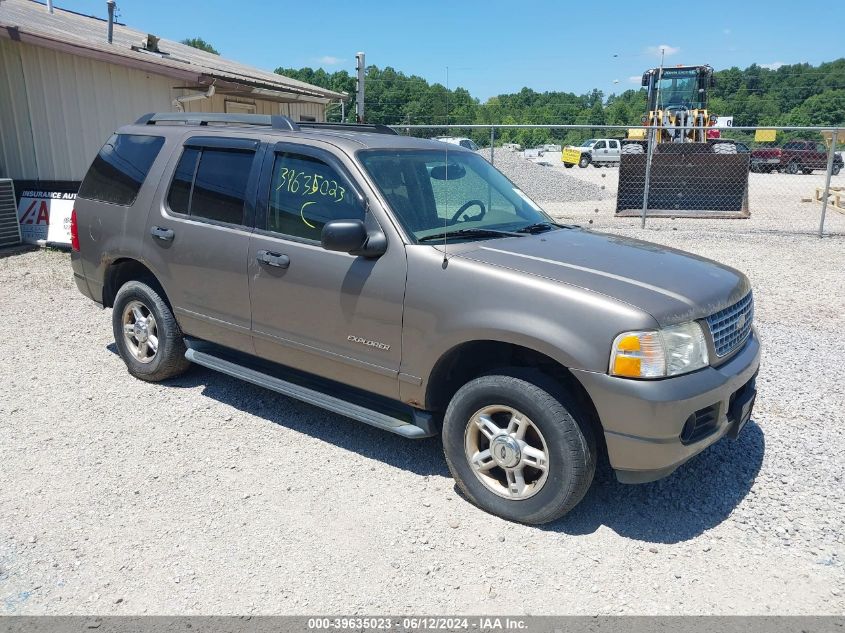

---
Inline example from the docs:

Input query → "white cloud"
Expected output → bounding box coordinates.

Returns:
[761,61,785,70]
[316,55,345,66]
[628,75,642,84]
[645,44,680,58]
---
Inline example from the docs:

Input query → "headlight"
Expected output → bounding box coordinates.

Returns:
[609,321,709,379]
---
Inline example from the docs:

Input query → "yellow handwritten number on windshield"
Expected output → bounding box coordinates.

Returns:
[277,166,346,203]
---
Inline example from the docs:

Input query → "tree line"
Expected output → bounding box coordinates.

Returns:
[275,59,845,147]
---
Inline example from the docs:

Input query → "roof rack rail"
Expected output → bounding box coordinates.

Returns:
[134,113,399,136]
[135,112,299,131]
[296,121,398,135]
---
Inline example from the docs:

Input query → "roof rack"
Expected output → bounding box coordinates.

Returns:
[297,121,397,135]
[134,113,397,135]
[135,112,298,130]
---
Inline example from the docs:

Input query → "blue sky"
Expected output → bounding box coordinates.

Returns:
[60,0,845,100]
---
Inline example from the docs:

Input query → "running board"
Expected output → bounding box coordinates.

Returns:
[185,348,436,439]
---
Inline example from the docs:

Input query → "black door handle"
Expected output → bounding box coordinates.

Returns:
[150,226,175,241]
[256,250,290,269]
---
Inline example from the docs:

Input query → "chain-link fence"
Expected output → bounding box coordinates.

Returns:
[390,124,844,237]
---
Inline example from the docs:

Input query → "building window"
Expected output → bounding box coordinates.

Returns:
[299,115,317,122]
[78,134,165,206]
[225,101,257,115]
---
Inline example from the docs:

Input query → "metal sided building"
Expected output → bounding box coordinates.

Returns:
[0,0,346,194]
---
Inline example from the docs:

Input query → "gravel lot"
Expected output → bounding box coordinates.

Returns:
[1,167,844,614]
[477,148,609,202]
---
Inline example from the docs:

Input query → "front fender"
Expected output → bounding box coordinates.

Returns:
[399,245,656,405]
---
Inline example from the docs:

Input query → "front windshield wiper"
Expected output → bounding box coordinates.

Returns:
[515,222,558,234]
[417,228,526,243]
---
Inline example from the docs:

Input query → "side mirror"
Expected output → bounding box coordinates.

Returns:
[321,219,386,258]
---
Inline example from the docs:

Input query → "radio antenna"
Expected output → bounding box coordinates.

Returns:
[442,66,449,267]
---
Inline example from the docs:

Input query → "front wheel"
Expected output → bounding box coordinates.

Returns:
[442,371,596,524]
[564,163,574,168]
[833,165,842,176]
[578,155,591,168]
[112,280,191,382]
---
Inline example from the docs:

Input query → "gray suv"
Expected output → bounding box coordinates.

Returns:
[71,113,760,524]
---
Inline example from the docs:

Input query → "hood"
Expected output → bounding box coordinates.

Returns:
[455,228,749,325]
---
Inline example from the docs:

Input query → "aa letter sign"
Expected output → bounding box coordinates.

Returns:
[17,190,75,246]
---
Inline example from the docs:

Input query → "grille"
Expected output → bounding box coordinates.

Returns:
[681,404,719,444]
[706,292,754,357]
[0,179,21,248]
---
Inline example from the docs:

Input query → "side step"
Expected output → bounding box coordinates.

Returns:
[185,348,437,439]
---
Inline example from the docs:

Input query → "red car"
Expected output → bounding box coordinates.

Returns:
[751,140,843,175]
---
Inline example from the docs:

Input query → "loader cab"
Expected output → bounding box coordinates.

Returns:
[642,65,715,112]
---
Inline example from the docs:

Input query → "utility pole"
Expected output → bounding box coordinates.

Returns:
[355,52,365,123]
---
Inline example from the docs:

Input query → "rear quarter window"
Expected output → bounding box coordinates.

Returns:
[78,134,165,206]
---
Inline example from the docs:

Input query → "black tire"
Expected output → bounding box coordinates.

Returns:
[578,155,591,168]
[112,280,191,382]
[786,160,800,175]
[712,142,737,155]
[802,168,813,175]
[442,370,596,525]
[833,165,842,176]
[564,163,574,168]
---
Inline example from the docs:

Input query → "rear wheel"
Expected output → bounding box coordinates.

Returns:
[112,280,190,382]
[786,160,801,175]
[442,371,596,524]
[833,165,842,176]
[802,168,813,175]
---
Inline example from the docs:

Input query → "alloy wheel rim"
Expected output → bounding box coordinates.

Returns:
[122,300,159,364]
[463,404,550,500]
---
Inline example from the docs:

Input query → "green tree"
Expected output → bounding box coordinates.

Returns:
[786,90,845,126]
[180,37,219,55]
[274,58,845,136]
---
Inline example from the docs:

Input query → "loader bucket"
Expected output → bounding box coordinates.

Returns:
[616,143,750,217]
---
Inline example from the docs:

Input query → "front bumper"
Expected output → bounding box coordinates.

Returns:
[572,329,761,483]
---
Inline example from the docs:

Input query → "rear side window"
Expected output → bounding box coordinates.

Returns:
[78,134,165,206]
[166,147,254,226]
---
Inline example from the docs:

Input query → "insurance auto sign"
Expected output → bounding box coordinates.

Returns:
[17,190,75,245]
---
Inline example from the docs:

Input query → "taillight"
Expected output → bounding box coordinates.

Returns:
[70,209,80,251]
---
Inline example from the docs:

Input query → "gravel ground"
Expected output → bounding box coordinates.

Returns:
[1,192,844,615]
[476,148,609,202]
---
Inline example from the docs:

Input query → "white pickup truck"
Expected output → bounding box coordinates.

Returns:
[562,139,622,168]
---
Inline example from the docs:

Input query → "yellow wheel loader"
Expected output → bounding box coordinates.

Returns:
[617,65,750,216]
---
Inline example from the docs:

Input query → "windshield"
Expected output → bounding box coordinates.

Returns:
[655,70,702,109]
[581,139,597,147]
[359,150,553,241]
